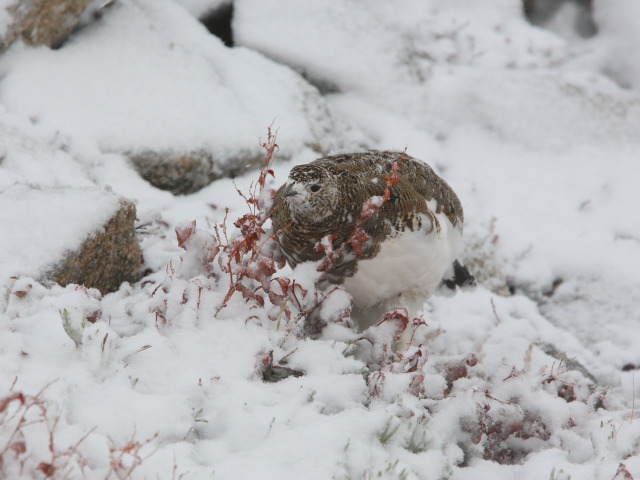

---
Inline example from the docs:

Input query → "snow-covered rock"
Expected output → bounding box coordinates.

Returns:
[0,0,92,52]
[0,0,345,181]
[0,185,141,292]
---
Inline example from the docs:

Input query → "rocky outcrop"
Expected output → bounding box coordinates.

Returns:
[48,200,142,294]
[129,149,266,195]
[1,0,92,52]
[1,182,143,294]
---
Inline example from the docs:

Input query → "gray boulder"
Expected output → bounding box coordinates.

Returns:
[129,149,266,195]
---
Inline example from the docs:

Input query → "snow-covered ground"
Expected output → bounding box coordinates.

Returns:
[1,0,640,478]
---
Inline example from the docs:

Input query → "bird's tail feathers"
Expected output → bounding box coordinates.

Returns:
[442,260,475,290]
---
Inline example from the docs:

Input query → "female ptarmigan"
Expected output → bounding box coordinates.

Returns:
[270,150,473,333]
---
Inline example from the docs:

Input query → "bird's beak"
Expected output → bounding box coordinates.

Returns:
[283,184,298,197]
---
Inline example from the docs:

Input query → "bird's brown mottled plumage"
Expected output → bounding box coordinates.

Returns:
[270,150,465,287]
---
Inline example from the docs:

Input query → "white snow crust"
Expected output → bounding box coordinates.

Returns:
[1,0,640,479]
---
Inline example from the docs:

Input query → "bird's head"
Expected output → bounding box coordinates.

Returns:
[281,164,339,222]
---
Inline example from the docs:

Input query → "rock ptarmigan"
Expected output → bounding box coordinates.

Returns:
[270,150,473,333]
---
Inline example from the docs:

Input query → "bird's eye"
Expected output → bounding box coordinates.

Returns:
[310,184,321,193]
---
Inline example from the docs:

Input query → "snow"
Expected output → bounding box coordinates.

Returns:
[1,0,640,478]
[591,0,640,89]
[0,2,13,38]
[0,0,342,161]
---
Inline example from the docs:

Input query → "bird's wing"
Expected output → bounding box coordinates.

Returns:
[394,155,464,229]
[313,151,464,229]
[356,174,436,241]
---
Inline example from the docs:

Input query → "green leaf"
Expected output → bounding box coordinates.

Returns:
[60,308,85,347]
